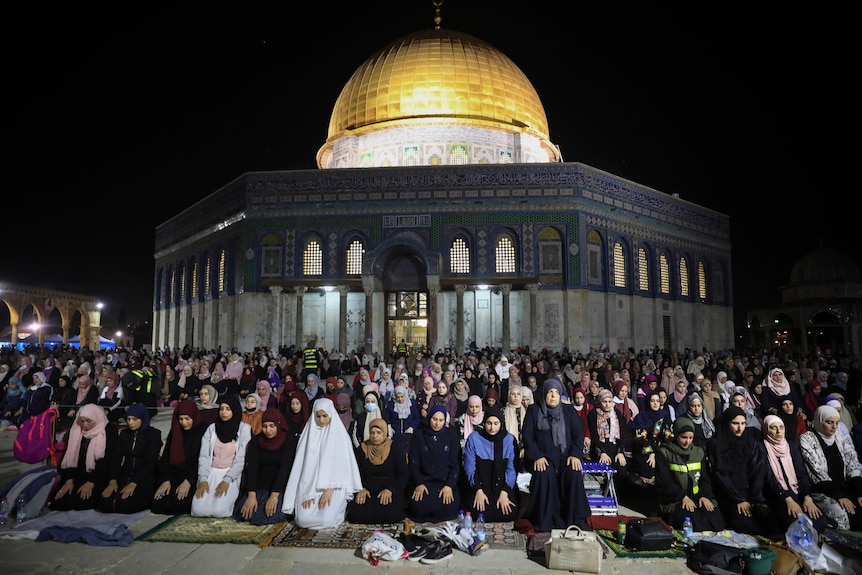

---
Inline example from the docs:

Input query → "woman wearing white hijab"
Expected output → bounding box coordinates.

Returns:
[799,405,862,530]
[282,397,362,528]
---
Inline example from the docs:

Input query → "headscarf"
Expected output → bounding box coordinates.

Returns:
[126,402,150,429]
[762,414,799,494]
[361,418,392,465]
[75,374,93,404]
[712,406,758,473]
[699,379,720,421]
[766,367,792,397]
[169,399,200,466]
[256,380,273,406]
[282,398,363,515]
[423,404,450,434]
[259,408,288,451]
[673,416,695,436]
[804,380,822,417]
[335,392,353,430]
[462,395,485,440]
[304,373,321,402]
[684,392,715,439]
[199,384,219,409]
[286,389,311,425]
[360,390,381,441]
[595,388,620,443]
[61,403,109,472]
[520,387,534,406]
[391,385,413,419]
[452,378,469,402]
[537,378,567,452]
[631,390,668,430]
[826,393,855,432]
[245,392,263,413]
[5,376,25,398]
[813,404,840,447]
[214,393,242,443]
[483,387,499,409]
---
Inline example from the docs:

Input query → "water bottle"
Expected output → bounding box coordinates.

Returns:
[476,513,486,542]
[463,511,473,535]
[617,519,626,544]
[15,493,27,523]
[457,509,465,528]
[0,497,8,526]
[683,516,694,540]
[789,518,813,552]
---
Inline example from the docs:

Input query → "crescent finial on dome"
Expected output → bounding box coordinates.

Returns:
[433,0,443,30]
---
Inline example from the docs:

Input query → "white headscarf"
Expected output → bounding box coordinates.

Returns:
[282,398,363,514]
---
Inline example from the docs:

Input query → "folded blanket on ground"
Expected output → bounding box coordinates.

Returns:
[0,509,149,546]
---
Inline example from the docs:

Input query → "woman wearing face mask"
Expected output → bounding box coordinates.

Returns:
[242,392,264,436]
[349,389,390,448]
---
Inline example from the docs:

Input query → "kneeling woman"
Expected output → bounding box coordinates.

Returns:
[463,405,518,522]
[408,404,462,522]
[347,417,408,524]
[655,417,725,532]
[51,404,118,511]
[192,394,253,517]
[152,400,207,515]
[235,408,294,525]
[282,398,363,528]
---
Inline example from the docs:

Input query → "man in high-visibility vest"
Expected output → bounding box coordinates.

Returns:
[122,360,158,418]
[300,341,320,383]
[396,339,409,360]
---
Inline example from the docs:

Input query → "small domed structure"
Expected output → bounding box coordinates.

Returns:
[789,247,861,285]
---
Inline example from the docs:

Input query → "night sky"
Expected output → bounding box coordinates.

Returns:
[5,2,859,339]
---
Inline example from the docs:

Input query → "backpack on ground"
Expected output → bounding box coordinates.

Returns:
[0,466,60,519]
[686,540,745,575]
[13,406,62,465]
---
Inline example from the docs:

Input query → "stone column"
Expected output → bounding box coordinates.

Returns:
[364,287,374,356]
[269,286,283,351]
[454,284,466,354]
[527,283,539,353]
[427,285,440,353]
[337,286,349,353]
[294,286,307,347]
[500,283,511,354]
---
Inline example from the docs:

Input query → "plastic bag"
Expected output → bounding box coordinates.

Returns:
[361,530,407,565]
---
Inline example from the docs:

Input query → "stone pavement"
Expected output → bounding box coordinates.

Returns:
[0,409,693,574]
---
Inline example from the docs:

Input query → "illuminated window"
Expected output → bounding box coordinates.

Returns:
[659,254,670,294]
[303,239,323,276]
[679,257,689,297]
[180,265,186,303]
[204,257,211,296]
[698,260,707,299]
[218,249,226,293]
[170,269,176,304]
[450,238,470,273]
[449,144,468,165]
[346,239,365,275]
[192,261,198,299]
[495,235,516,273]
[638,248,649,291]
[613,242,626,288]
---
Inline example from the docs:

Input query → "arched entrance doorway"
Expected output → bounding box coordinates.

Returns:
[373,244,429,360]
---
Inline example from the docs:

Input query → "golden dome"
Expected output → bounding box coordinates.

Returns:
[318,27,557,167]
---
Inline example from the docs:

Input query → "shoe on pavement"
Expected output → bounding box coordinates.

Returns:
[399,533,430,562]
[419,541,453,564]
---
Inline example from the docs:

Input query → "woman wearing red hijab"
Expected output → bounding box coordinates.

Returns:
[153,399,207,515]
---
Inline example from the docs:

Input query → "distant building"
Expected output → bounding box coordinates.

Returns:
[744,247,862,356]
[152,21,734,357]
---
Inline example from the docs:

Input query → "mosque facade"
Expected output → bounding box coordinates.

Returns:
[151,24,734,358]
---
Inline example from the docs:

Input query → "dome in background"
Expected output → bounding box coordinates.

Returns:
[789,247,862,285]
[317,27,560,168]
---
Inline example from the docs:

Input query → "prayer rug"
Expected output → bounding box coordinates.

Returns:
[136,515,287,547]
[267,520,527,551]
[595,528,688,559]
[821,528,862,550]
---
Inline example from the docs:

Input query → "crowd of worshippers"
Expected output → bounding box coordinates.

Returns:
[0,345,860,538]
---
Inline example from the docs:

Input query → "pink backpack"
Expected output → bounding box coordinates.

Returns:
[13,406,62,465]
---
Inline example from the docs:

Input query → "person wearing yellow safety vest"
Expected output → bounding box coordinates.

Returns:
[299,343,320,383]
[121,361,159,419]
[396,339,408,360]
[655,416,725,532]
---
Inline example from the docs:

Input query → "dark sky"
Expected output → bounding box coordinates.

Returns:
[5,2,859,336]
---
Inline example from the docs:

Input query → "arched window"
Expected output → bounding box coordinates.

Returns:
[191,260,199,300]
[659,254,670,294]
[303,239,323,276]
[450,237,470,274]
[679,256,689,297]
[204,256,212,297]
[637,247,650,292]
[180,263,186,303]
[697,260,707,300]
[538,226,563,277]
[613,241,626,288]
[260,233,282,277]
[449,144,468,165]
[586,230,604,286]
[346,238,365,275]
[495,235,516,273]
[170,268,176,304]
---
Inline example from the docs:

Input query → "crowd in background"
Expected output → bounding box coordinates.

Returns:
[0,341,860,538]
